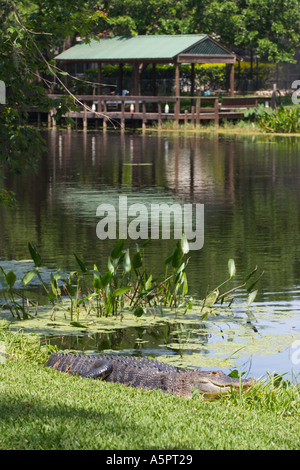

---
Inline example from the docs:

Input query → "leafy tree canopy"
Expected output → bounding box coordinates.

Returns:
[232,0,300,62]
[105,0,300,63]
[0,0,107,197]
[103,0,195,35]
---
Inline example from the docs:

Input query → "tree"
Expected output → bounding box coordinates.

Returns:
[192,0,300,63]
[0,0,108,204]
[193,1,240,46]
[102,0,195,35]
[234,0,300,63]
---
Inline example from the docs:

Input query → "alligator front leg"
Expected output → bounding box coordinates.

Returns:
[83,359,113,379]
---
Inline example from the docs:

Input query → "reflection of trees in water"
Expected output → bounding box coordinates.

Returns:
[46,321,210,358]
[1,131,300,299]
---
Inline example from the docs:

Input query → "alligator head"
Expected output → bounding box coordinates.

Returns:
[168,369,255,398]
[188,370,255,398]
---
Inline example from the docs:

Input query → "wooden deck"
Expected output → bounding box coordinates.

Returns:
[32,94,270,129]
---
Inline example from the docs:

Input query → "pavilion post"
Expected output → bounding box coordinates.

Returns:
[97,62,102,95]
[133,63,141,96]
[152,63,157,96]
[229,63,235,97]
[191,63,195,107]
[118,63,124,95]
[175,62,180,96]
[175,62,180,119]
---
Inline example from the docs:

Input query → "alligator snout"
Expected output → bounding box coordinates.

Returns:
[192,370,255,397]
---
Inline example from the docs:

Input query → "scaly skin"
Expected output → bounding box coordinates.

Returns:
[45,353,255,398]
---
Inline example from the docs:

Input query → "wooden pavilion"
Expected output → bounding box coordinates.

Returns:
[55,34,238,97]
[43,34,254,129]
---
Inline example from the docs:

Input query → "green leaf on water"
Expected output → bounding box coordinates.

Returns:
[113,286,131,297]
[6,270,16,288]
[101,271,111,287]
[172,244,182,269]
[133,306,145,317]
[228,369,246,378]
[70,321,88,328]
[181,234,190,254]
[22,269,37,286]
[244,265,258,283]
[123,249,131,273]
[111,239,124,259]
[204,289,219,307]
[228,259,236,278]
[229,369,239,378]
[145,274,152,291]
[28,242,42,267]
[93,276,102,290]
[107,256,115,274]
[74,254,87,273]
[50,272,61,296]
[201,309,210,321]
[182,272,188,296]
[247,271,264,292]
[246,290,258,307]
[132,251,142,269]
[0,268,8,288]
[62,276,75,296]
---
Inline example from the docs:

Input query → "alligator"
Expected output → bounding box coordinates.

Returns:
[45,353,255,398]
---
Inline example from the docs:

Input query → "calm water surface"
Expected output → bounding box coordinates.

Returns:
[1,130,300,380]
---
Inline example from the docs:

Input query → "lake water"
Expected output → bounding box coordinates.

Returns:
[0,129,300,381]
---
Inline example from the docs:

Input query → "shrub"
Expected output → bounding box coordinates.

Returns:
[258,106,300,133]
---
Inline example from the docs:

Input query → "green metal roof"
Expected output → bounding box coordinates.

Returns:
[55,34,233,62]
[184,38,229,56]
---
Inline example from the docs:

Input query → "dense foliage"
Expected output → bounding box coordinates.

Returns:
[104,0,300,63]
[259,106,300,133]
[0,0,108,201]
[244,102,300,133]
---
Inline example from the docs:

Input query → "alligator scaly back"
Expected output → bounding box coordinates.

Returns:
[45,353,255,398]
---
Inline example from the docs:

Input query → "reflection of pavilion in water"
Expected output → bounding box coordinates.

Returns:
[48,130,236,207]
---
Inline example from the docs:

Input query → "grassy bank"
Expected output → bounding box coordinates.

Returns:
[146,121,300,137]
[144,104,300,136]
[146,118,263,135]
[0,330,299,450]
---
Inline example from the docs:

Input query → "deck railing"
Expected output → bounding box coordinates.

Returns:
[44,94,269,129]
[48,94,222,128]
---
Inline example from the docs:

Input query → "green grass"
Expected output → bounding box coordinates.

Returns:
[0,330,299,450]
[148,118,264,135]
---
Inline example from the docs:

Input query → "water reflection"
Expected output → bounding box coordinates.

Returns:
[1,130,300,302]
[45,321,210,359]
[1,130,300,378]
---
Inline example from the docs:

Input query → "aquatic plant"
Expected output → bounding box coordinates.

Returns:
[0,266,38,320]
[244,104,300,134]
[0,238,262,322]
[243,103,273,121]
[200,259,263,320]
[258,106,300,133]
